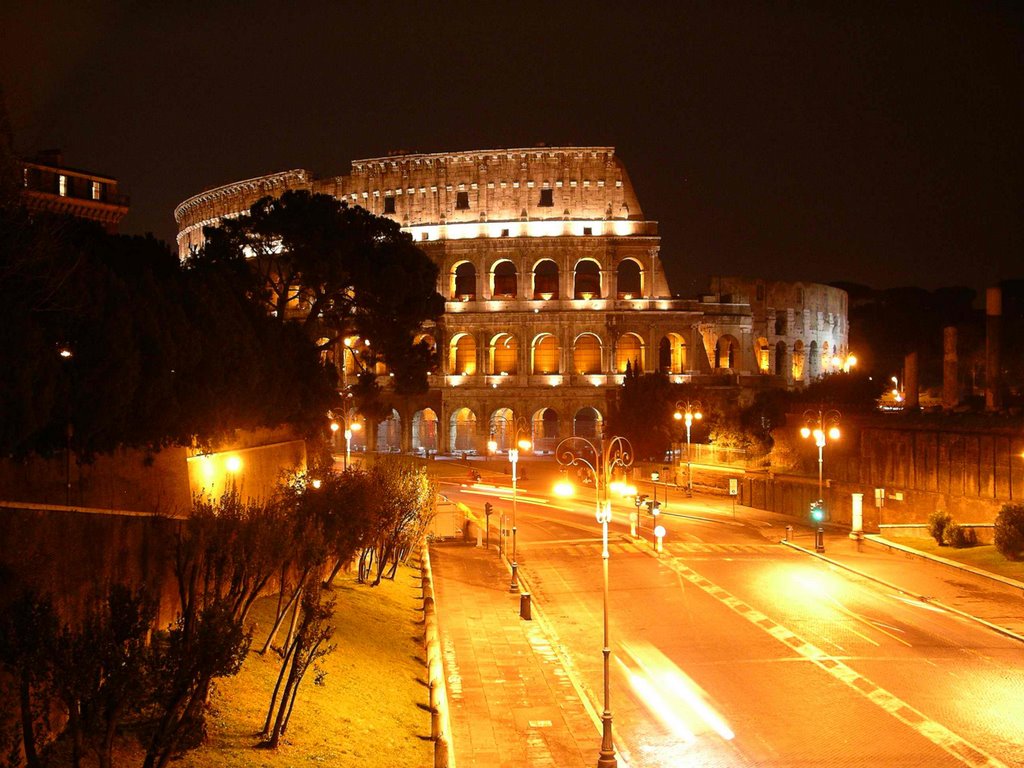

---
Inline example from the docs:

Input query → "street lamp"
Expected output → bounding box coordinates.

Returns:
[555,434,633,768]
[800,408,841,519]
[57,343,74,506]
[508,416,532,593]
[673,400,703,497]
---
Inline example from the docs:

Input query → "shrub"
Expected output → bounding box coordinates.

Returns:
[994,503,1024,561]
[927,511,952,546]
[942,522,977,549]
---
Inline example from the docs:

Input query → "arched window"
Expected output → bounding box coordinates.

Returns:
[492,260,518,298]
[573,333,603,374]
[532,334,560,374]
[489,333,518,375]
[452,262,476,300]
[531,408,559,453]
[617,260,641,299]
[659,333,687,373]
[449,408,476,453]
[412,409,438,453]
[614,333,644,373]
[573,260,601,299]
[775,341,787,376]
[489,407,514,452]
[450,333,477,375]
[573,407,602,438]
[533,259,559,299]
[376,409,401,452]
[715,335,739,369]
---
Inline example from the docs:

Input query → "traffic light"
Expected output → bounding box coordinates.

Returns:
[634,494,648,508]
[485,502,493,517]
[651,500,661,516]
[810,500,824,523]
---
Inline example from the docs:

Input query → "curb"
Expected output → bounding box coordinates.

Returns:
[419,541,454,768]
[780,539,1024,645]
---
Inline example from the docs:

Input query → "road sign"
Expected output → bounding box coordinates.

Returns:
[729,478,738,496]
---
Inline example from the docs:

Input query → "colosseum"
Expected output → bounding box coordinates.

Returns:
[175,146,849,455]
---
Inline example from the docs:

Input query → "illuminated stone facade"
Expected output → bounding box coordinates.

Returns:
[175,147,848,454]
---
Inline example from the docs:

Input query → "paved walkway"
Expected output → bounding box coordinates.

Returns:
[430,542,597,768]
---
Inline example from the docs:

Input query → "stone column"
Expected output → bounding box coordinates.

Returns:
[942,326,959,409]
[400,406,413,453]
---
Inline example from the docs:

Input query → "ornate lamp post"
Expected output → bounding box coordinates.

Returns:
[555,434,633,768]
[800,408,841,516]
[508,416,532,593]
[673,400,702,497]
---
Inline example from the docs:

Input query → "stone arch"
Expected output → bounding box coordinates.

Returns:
[573,258,602,299]
[531,407,559,453]
[489,406,514,452]
[616,259,642,298]
[659,332,687,373]
[573,332,603,374]
[451,260,476,300]
[775,341,787,377]
[808,340,819,379]
[573,406,603,438]
[491,259,518,298]
[754,337,770,373]
[449,407,477,453]
[792,340,805,381]
[532,259,559,299]
[614,332,645,373]
[488,332,519,375]
[376,408,401,452]
[532,333,561,374]
[715,334,740,369]
[821,341,832,372]
[449,332,477,375]
[412,408,438,453]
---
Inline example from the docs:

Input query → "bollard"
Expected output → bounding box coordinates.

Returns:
[519,592,532,620]
[785,525,792,542]
[815,527,825,553]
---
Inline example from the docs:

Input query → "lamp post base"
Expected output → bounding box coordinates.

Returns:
[597,711,616,767]
[509,562,520,593]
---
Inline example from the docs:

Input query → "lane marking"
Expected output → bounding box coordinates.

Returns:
[660,557,1009,768]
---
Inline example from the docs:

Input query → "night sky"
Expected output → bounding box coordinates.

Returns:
[2,1,1020,296]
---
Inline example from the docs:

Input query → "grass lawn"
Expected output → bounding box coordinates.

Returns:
[883,536,1024,583]
[133,562,432,768]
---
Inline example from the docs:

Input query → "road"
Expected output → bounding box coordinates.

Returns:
[444,471,1024,768]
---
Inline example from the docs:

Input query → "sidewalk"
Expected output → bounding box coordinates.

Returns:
[783,527,1024,641]
[429,541,597,768]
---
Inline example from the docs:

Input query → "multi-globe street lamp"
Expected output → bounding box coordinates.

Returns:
[800,408,841,519]
[554,434,634,768]
[507,416,532,593]
[673,400,703,496]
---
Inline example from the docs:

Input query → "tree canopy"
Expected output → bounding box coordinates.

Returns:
[0,200,338,459]
[195,190,444,396]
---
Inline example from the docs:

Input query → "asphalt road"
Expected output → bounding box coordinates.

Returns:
[445,475,1024,768]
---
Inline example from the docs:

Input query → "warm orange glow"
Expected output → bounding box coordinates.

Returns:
[351,422,362,432]
[517,438,532,451]
[330,422,340,433]
[225,456,242,473]
[554,479,575,497]
[800,426,811,439]
[828,426,841,440]
[311,478,322,489]
[487,439,498,453]
[673,411,683,420]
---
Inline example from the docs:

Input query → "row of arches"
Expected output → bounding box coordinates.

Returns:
[450,257,644,301]
[448,330,700,376]
[755,337,844,380]
[346,405,605,455]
